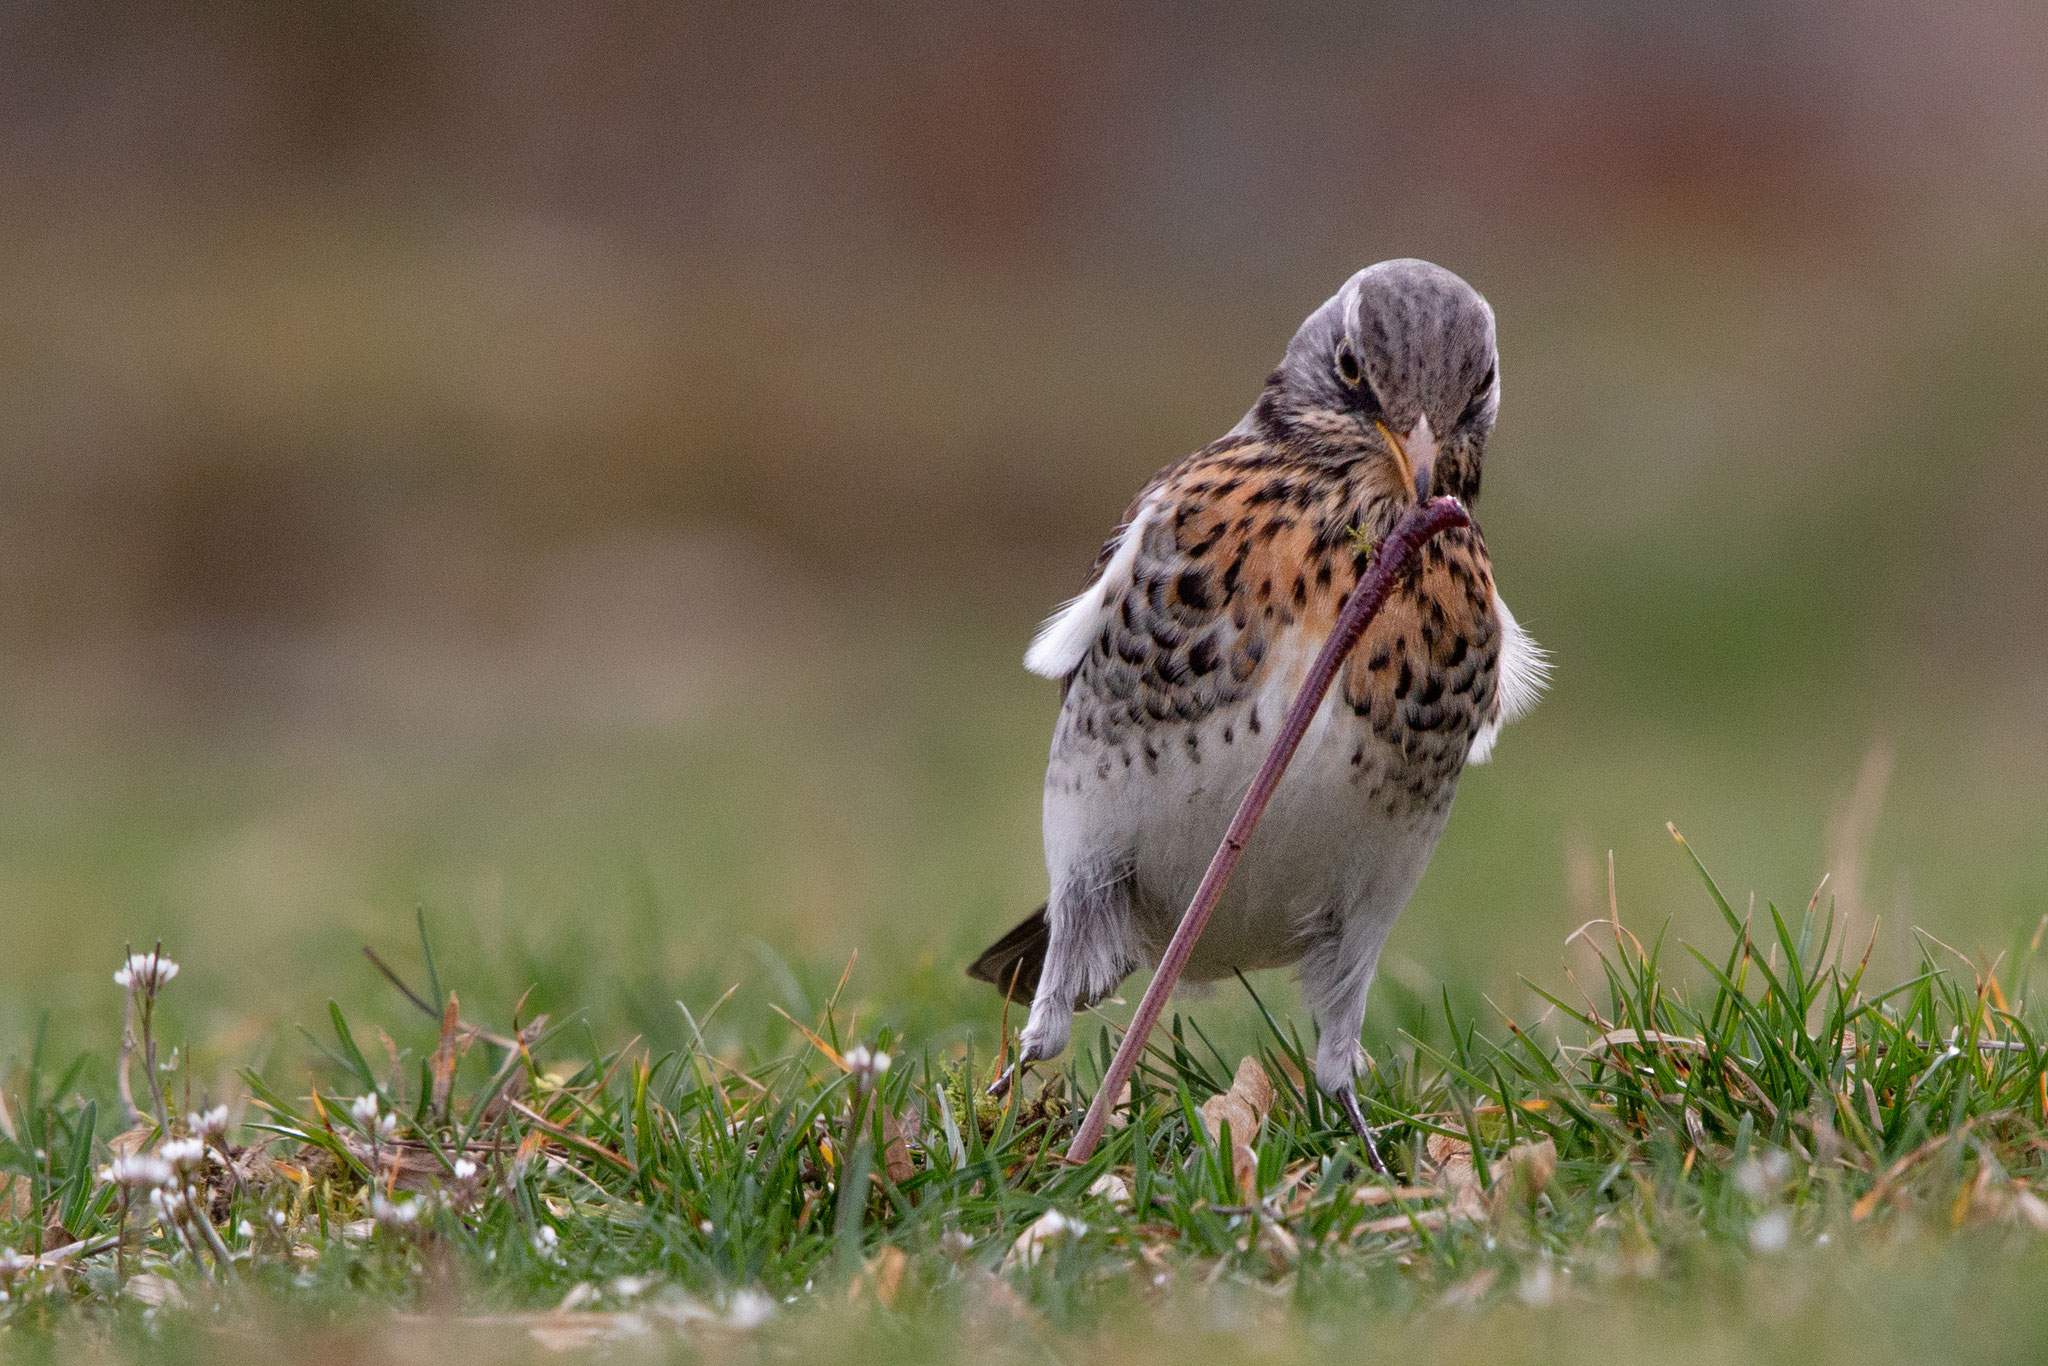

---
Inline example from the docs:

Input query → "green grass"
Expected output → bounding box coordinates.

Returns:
[6,829,2048,1364]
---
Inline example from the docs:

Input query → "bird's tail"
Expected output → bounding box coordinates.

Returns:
[966,903,1050,1002]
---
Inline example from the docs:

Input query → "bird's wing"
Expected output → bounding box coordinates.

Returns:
[1023,496,1161,680]
[1466,592,1549,764]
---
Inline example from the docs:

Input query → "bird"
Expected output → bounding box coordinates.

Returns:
[968,258,1547,1156]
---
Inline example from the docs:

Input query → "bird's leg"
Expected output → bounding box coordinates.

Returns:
[991,973,1076,1098]
[1334,1083,1390,1175]
[994,867,1136,1097]
[1301,933,1394,1172]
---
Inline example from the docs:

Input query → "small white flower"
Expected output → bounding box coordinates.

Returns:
[1517,1260,1556,1307]
[725,1288,774,1330]
[235,1219,254,1240]
[114,952,180,994]
[349,1095,380,1126]
[843,1044,891,1084]
[1735,1148,1792,1201]
[191,1105,230,1139]
[1003,1208,1087,1270]
[531,1223,563,1262]
[160,1138,206,1172]
[1749,1208,1792,1254]
[370,1193,420,1227]
[0,1248,33,1279]
[452,1157,478,1182]
[376,1112,401,1140]
[107,1154,175,1189]
[699,1219,714,1235]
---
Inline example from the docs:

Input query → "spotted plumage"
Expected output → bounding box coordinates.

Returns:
[971,260,1548,1145]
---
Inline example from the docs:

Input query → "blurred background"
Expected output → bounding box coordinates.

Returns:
[2,3,2045,1076]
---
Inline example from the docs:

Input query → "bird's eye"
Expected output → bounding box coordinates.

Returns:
[1459,362,1497,425]
[1335,342,1361,386]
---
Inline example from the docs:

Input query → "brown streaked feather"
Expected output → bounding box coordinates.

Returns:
[1046,439,1497,786]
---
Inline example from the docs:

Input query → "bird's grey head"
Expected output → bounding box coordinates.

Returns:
[1237,259,1501,506]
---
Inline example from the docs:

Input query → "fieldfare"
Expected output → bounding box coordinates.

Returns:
[970,259,1548,1145]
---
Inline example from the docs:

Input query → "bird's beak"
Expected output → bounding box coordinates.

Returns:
[1377,413,1439,503]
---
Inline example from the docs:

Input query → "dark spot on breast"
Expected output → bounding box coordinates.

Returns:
[1222,545,1248,596]
[1367,646,1392,672]
[1292,576,1307,608]
[1248,707,1262,734]
[1315,562,1333,588]
[1417,676,1444,707]
[1176,570,1215,612]
[1446,636,1468,668]
[1187,634,1219,677]
[1395,660,1413,699]
[1222,725,1234,744]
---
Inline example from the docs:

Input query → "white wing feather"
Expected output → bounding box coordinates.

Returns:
[1023,501,1157,679]
[1467,592,1549,765]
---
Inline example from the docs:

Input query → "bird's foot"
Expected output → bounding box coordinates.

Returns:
[987,1060,1023,1099]
[1336,1085,1390,1176]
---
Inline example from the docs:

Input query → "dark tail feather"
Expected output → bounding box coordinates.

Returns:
[967,903,1050,1001]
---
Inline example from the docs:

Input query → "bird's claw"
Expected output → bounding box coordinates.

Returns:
[987,1062,1019,1099]
[1336,1085,1390,1176]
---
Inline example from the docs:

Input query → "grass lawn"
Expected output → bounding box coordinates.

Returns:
[5,735,2048,1365]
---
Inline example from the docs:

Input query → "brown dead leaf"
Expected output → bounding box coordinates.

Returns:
[1486,1138,1558,1218]
[847,1246,908,1308]
[1255,1218,1299,1268]
[1200,1057,1276,1198]
[1425,1132,1484,1219]
[1356,1207,1450,1237]
[1352,1184,1442,1206]
[123,1273,186,1309]
[430,993,463,1118]
[105,1124,155,1161]
[1103,1078,1133,1131]
[1422,1133,1556,1223]
[1438,1266,1499,1307]
[880,1108,914,1187]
